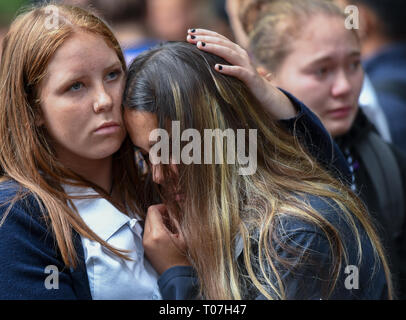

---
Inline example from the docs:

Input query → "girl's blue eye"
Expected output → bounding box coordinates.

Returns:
[69,82,83,92]
[316,68,328,77]
[106,70,120,81]
[349,61,361,71]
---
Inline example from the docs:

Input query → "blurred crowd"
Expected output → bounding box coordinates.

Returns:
[1,1,405,149]
[0,0,233,62]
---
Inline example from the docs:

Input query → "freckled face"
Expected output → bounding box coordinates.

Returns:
[38,31,126,164]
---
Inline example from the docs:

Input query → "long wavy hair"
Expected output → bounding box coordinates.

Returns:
[0,3,149,268]
[124,41,393,299]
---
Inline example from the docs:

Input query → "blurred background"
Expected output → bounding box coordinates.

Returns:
[0,0,233,64]
[1,1,405,151]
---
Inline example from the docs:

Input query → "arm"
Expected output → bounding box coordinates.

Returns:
[250,195,388,300]
[158,266,199,300]
[279,89,351,183]
[0,197,83,299]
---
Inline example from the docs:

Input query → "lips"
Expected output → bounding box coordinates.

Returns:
[327,106,353,119]
[94,121,121,134]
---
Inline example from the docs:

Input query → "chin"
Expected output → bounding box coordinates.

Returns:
[90,140,124,159]
[326,112,357,138]
[330,123,353,138]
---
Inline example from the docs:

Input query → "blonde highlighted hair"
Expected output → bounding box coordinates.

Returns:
[124,41,393,299]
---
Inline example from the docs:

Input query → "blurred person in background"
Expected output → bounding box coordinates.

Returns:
[226,0,391,142]
[0,0,30,64]
[87,0,158,65]
[247,0,406,298]
[87,0,232,63]
[338,0,406,152]
[145,0,226,42]
[0,26,7,63]
[146,0,196,41]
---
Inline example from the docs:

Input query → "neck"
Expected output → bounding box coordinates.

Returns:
[57,150,113,193]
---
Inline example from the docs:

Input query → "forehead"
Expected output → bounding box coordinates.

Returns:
[289,14,359,61]
[124,110,159,151]
[45,31,120,76]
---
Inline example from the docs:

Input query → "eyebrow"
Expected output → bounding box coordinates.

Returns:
[306,50,361,67]
[57,61,122,89]
[105,61,123,71]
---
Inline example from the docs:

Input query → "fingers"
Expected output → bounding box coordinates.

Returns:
[186,28,254,85]
[186,34,244,55]
[166,213,185,244]
[145,205,167,235]
[187,28,230,41]
[143,204,190,274]
[214,64,254,82]
[186,33,248,66]
[145,204,181,238]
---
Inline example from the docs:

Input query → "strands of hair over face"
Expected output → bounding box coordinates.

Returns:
[124,41,393,299]
[0,3,150,268]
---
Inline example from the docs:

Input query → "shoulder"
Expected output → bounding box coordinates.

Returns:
[274,194,388,299]
[278,193,351,235]
[0,180,45,231]
[0,180,54,268]
[0,180,84,299]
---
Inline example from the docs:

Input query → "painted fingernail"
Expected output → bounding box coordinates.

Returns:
[190,28,196,33]
[201,42,206,47]
[217,65,223,70]
[191,35,196,39]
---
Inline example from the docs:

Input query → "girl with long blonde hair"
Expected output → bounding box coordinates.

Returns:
[123,32,393,299]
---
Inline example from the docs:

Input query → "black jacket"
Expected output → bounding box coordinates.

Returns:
[336,109,406,298]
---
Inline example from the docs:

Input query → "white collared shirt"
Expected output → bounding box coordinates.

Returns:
[64,185,162,300]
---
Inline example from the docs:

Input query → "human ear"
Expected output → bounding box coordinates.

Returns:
[34,104,45,127]
[256,66,276,85]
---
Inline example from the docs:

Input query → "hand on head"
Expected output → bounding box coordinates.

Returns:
[186,28,297,120]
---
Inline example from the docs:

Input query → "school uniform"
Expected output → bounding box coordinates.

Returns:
[0,92,351,299]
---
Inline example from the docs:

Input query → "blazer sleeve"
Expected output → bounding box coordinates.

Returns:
[252,195,388,300]
[278,89,351,183]
[158,266,200,300]
[0,197,81,299]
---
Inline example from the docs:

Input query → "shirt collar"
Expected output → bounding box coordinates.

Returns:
[64,184,136,242]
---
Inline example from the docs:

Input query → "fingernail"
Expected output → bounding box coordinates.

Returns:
[217,65,223,70]
[191,35,196,39]
[201,42,206,47]
[190,28,196,33]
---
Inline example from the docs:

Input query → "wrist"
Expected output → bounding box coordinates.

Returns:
[262,85,298,120]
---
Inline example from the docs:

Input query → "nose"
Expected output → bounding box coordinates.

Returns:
[331,70,352,97]
[93,85,113,113]
[152,164,165,185]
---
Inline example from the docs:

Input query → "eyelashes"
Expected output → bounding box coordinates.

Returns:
[65,69,123,93]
